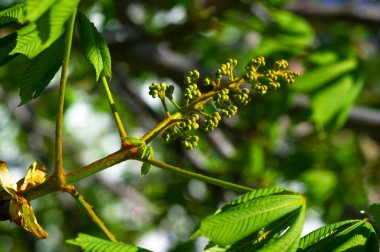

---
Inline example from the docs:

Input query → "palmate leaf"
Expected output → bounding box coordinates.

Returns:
[0,3,24,26]
[298,219,379,251]
[67,233,152,252]
[78,11,112,81]
[18,36,64,105]
[24,0,56,23]
[193,191,305,246]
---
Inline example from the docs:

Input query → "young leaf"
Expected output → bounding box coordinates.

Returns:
[298,219,378,251]
[77,11,112,81]
[0,161,17,197]
[24,0,56,23]
[0,3,24,26]
[9,198,48,239]
[18,161,49,191]
[67,233,152,252]
[192,193,305,246]
[18,36,64,105]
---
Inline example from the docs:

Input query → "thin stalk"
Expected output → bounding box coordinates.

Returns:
[146,158,253,193]
[53,9,77,187]
[142,112,182,143]
[101,76,127,140]
[67,186,117,241]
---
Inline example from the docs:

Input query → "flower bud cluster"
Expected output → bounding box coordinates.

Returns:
[203,112,221,131]
[178,114,200,131]
[149,82,175,100]
[184,84,201,104]
[244,57,300,95]
[184,70,200,85]
[232,88,251,106]
[182,135,199,150]
[151,56,299,151]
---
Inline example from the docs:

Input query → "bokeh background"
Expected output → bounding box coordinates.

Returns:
[1,0,380,251]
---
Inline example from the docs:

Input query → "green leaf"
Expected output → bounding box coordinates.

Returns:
[9,23,44,58]
[310,74,364,131]
[24,0,56,23]
[10,0,78,59]
[0,3,24,26]
[292,58,357,93]
[67,233,152,252]
[298,219,378,251]
[77,11,112,81]
[220,188,296,212]
[204,209,302,251]
[260,205,305,252]
[298,220,359,249]
[193,192,305,246]
[18,36,64,105]
[48,0,79,43]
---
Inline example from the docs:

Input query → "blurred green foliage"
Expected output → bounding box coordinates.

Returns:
[1,0,380,251]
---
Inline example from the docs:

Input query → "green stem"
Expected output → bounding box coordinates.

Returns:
[52,9,77,187]
[101,76,128,140]
[160,98,170,117]
[146,158,253,193]
[67,187,117,241]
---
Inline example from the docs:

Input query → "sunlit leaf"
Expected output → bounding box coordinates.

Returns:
[260,205,305,252]
[18,161,49,191]
[220,188,296,212]
[67,233,152,252]
[77,11,112,80]
[9,23,44,58]
[298,219,378,251]
[48,0,79,43]
[18,35,64,105]
[193,190,305,246]
[0,3,24,26]
[24,0,56,23]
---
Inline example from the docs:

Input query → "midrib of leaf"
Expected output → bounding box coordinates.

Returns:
[49,0,79,43]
